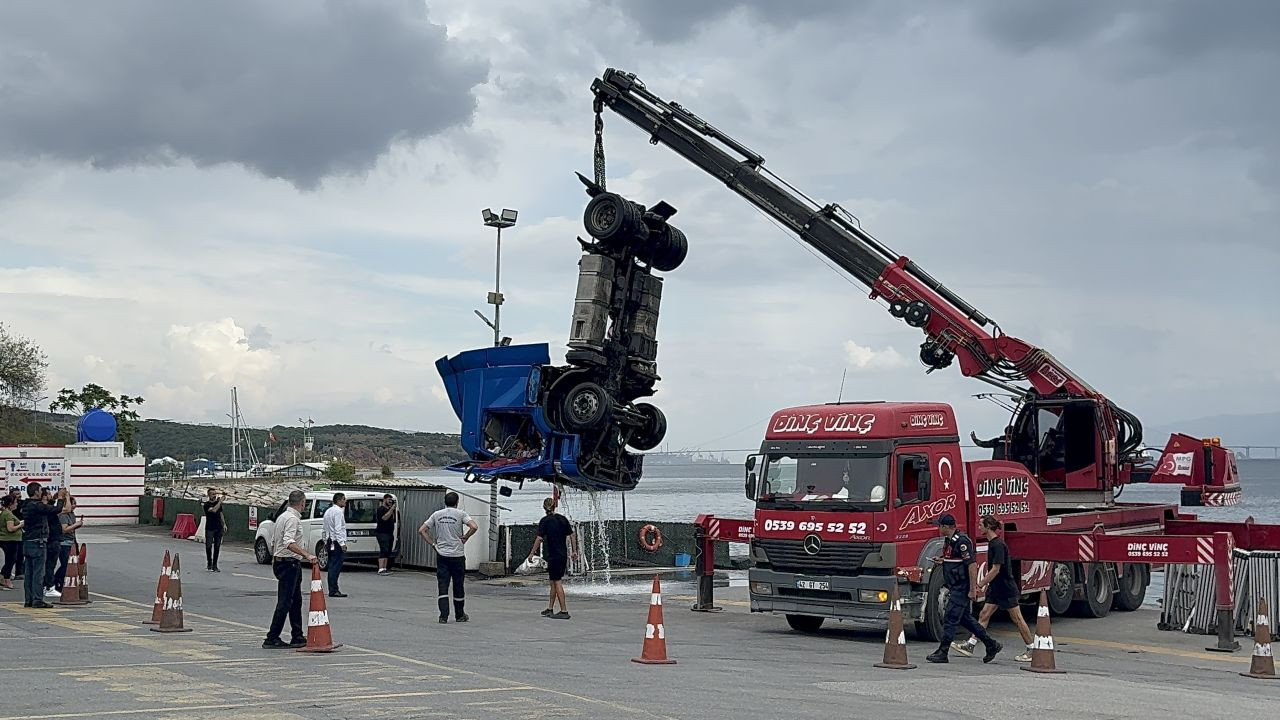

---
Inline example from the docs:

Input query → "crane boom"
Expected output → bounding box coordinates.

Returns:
[591,68,1144,466]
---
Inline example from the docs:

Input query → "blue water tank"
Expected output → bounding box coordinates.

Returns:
[77,409,118,442]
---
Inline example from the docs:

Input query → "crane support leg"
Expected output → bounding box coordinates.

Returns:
[691,514,754,613]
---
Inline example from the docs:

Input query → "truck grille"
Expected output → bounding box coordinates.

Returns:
[757,539,879,575]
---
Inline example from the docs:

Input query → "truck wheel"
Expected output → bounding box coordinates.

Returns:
[254,538,271,565]
[561,381,612,431]
[1046,562,1074,615]
[1112,563,1147,611]
[628,403,667,450]
[785,614,824,633]
[1069,562,1112,618]
[583,192,642,245]
[315,541,329,571]
[650,225,688,272]
[915,568,947,642]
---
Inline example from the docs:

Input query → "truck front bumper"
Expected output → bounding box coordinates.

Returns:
[748,569,922,625]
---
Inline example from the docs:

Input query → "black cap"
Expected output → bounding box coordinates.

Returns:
[933,513,957,527]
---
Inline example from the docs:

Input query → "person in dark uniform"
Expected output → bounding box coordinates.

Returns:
[971,426,1013,461]
[927,513,1002,663]
[952,515,1035,662]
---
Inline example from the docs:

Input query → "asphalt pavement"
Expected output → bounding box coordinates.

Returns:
[0,526,1273,720]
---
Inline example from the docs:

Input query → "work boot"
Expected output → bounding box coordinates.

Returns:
[982,637,1003,664]
[926,646,949,663]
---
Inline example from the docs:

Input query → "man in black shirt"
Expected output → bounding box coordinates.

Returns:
[952,515,1035,661]
[927,513,1001,664]
[375,494,397,575]
[203,487,226,572]
[20,483,64,608]
[43,488,64,599]
[971,427,1013,461]
[528,497,575,619]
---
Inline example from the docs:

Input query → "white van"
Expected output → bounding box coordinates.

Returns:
[253,490,397,569]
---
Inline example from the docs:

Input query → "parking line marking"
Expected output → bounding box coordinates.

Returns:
[231,572,273,581]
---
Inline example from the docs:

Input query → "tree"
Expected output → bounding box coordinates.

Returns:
[0,323,48,408]
[324,459,357,483]
[380,465,394,478]
[50,384,146,456]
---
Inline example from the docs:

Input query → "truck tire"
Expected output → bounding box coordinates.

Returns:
[915,567,947,643]
[315,541,329,571]
[1046,562,1074,615]
[785,614,824,633]
[1112,563,1147,611]
[650,225,688,272]
[628,403,667,450]
[1069,562,1112,618]
[583,192,643,245]
[254,538,271,565]
[561,381,612,431]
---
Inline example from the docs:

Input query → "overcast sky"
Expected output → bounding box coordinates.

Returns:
[1,1,1276,451]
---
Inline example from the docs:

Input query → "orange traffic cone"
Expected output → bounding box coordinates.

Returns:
[56,546,88,606]
[632,575,676,665]
[150,553,192,633]
[298,563,342,653]
[144,550,171,625]
[874,584,915,669]
[1241,597,1278,680]
[1021,591,1064,674]
[77,543,92,604]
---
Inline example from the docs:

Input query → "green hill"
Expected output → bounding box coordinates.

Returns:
[1,410,467,468]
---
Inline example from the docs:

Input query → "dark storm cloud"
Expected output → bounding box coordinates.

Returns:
[0,1,487,188]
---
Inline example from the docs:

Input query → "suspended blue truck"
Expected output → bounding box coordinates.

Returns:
[436,176,688,492]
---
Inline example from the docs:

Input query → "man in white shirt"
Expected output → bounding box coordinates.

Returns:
[264,490,316,649]
[322,492,348,598]
[419,492,477,624]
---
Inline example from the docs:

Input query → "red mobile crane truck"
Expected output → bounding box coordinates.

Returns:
[585,68,1272,642]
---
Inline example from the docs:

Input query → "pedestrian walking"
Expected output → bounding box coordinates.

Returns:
[203,487,226,572]
[55,496,83,592]
[926,513,1002,664]
[375,494,397,575]
[0,495,24,591]
[19,484,64,609]
[322,492,348,598]
[527,497,576,619]
[952,515,1036,662]
[419,492,477,624]
[263,490,316,649]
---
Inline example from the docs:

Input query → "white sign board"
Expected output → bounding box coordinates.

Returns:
[3,458,67,492]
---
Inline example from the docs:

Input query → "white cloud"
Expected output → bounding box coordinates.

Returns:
[844,340,909,370]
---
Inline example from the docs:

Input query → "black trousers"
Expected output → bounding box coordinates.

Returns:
[267,559,304,642]
[940,589,991,645]
[206,531,224,569]
[44,542,60,589]
[0,540,20,579]
[436,555,466,619]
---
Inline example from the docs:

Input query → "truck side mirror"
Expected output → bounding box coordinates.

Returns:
[745,456,757,472]
[744,454,763,500]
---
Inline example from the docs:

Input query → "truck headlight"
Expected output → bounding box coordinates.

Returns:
[750,581,772,595]
[858,589,889,604]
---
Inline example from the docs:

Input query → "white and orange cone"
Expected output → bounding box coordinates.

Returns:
[298,563,341,653]
[77,543,92,604]
[1021,590,1063,674]
[874,584,915,670]
[144,550,172,625]
[150,553,192,633]
[56,547,88,606]
[1241,597,1278,680]
[632,575,676,665]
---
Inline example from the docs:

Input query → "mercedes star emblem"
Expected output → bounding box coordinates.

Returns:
[803,534,822,555]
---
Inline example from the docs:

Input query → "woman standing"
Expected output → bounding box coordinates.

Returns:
[54,496,83,592]
[0,495,23,590]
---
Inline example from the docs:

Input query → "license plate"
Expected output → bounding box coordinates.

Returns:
[347,530,370,537]
[797,581,830,591]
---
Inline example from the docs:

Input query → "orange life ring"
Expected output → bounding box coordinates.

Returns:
[638,524,663,553]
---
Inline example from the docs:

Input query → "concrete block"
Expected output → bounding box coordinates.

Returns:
[478,561,507,578]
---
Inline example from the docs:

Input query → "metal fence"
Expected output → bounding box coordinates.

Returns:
[1160,548,1280,635]
[331,483,495,570]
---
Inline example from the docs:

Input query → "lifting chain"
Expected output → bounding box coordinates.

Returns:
[593,98,607,190]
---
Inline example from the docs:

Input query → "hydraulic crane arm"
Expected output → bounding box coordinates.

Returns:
[591,68,1143,460]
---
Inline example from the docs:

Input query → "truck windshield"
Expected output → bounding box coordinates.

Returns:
[759,455,890,510]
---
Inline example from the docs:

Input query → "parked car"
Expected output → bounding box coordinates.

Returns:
[253,490,398,570]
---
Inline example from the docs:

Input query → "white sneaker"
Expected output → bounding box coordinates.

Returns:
[1015,651,1033,662]
[44,587,61,598]
[951,641,975,657]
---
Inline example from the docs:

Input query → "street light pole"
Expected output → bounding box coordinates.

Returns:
[480,208,518,564]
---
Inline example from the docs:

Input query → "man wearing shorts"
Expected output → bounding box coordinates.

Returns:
[953,514,1034,662]
[528,497,575,619]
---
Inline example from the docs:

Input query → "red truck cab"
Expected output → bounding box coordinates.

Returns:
[745,401,1152,640]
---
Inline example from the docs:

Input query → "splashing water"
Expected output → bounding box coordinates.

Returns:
[558,484,616,585]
